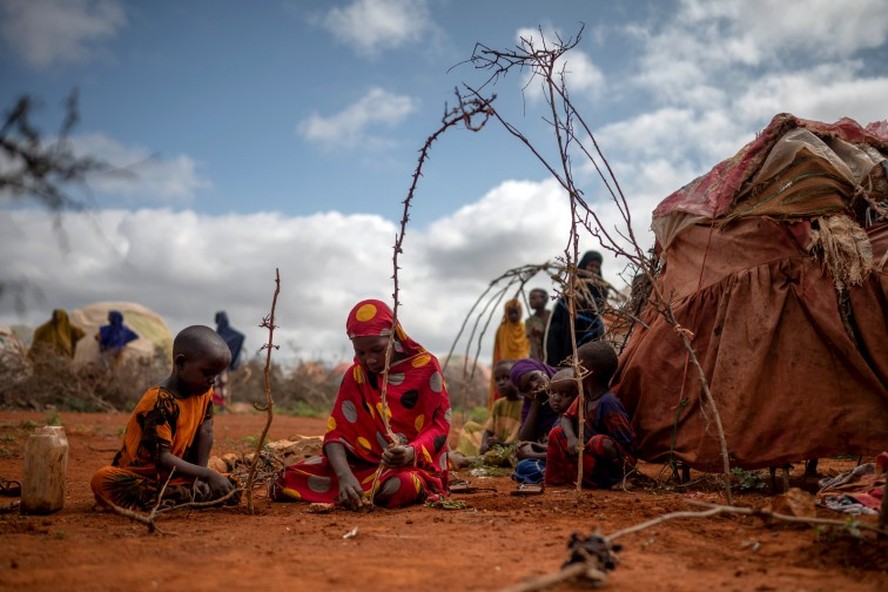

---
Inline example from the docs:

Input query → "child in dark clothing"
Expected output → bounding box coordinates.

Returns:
[545,341,635,488]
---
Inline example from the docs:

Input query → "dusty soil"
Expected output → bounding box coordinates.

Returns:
[0,410,885,592]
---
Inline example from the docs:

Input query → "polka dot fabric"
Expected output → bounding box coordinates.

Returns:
[272,299,451,508]
[345,299,423,358]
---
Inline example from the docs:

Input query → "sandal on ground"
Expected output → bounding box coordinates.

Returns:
[449,479,473,493]
[449,479,496,494]
[511,483,545,496]
[0,479,22,497]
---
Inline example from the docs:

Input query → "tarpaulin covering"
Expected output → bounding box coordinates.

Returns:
[616,114,888,471]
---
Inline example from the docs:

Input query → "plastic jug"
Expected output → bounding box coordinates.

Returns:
[21,425,69,514]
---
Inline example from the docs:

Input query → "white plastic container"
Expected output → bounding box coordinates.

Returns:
[21,425,69,514]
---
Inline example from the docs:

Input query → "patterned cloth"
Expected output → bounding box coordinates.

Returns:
[545,391,635,488]
[272,299,451,508]
[90,386,214,509]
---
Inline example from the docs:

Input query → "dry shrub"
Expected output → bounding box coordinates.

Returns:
[226,356,488,417]
[0,345,169,411]
[225,358,342,415]
[441,357,488,411]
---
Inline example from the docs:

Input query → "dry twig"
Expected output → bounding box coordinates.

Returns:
[464,26,735,503]
[245,268,281,514]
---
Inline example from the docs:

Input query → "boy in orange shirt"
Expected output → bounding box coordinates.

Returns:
[91,325,235,510]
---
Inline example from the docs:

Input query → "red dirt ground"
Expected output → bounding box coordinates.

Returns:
[0,410,885,592]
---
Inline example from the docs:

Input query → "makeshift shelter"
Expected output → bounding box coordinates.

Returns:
[70,302,173,367]
[616,113,888,471]
[0,322,25,354]
[0,322,28,368]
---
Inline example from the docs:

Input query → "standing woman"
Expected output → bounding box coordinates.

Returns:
[97,310,139,370]
[271,299,451,509]
[29,308,85,360]
[489,298,530,409]
[214,311,245,410]
[545,251,609,367]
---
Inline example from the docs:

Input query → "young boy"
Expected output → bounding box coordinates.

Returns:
[525,288,551,361]
[548,367,580,416]
[545,341,635,489]
[90,325,235,510]
[455,360,522,459]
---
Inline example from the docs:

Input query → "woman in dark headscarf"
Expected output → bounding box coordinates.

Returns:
[98,310,139,369]
[98,310,139,350]
[214,311,245,409]
[214,311,245,371]
[544,250,609,367]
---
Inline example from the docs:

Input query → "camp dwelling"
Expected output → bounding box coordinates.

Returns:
[616,113,888,471]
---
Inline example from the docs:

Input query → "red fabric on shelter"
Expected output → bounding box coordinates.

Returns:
[653,113,888,220]
[615,219,888,471]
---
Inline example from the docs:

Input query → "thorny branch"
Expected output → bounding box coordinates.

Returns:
[245,268,281,514]
[368,90,497,501]
[102,467,243,534]
[497,500,886,592]
[609,499,888,541]
[465,26,734,503]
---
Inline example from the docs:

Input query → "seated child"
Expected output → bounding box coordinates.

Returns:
[90,325,236,510]
[456,360,522,459]
[545,341,635,489]
[512,367,578,484]
[511,358,560,443]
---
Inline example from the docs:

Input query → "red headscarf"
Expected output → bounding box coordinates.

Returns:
[345,299,424,360]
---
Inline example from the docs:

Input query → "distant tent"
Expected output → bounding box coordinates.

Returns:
[70,302,173,366]
[0,322,28,363]
[616,113,888,471]
[0,323,30,386]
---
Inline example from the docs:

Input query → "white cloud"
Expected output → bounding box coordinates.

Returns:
[516,27,605,102]
[732,0,888,58]
[0,178,646,364]
[321,0,430,57]
[0,0,126,68]
[297,87,419,151]
[583,0,888,219]
[734,66,888,126]
[629,0,888,110]
[70,133,212,203]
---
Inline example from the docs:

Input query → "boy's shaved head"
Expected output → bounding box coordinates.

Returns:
[550,367,575,383]
[577,341,618,386]
[174,325,231,362]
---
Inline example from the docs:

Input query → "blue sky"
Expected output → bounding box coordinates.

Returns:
[1,0,887,364]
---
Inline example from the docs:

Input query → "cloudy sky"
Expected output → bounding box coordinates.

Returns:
[1,0,886,365]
